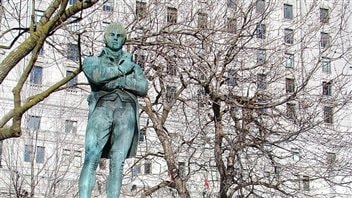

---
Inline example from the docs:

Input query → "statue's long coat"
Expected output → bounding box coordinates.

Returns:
[82,48,148,158]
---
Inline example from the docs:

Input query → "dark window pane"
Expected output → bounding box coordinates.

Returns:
[36,146,45,163]
[30,66,43,85]
[284,28,294,44]
[167,7,177,25]
[284,4,293,19]
[320,8,329,23]
[256,0,265,14]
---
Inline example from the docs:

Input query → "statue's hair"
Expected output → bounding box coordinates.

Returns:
[103,22,127,44]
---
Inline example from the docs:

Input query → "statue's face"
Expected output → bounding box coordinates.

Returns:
[105,30,125,51]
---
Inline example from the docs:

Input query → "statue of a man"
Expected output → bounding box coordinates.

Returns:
[79,22,148,198]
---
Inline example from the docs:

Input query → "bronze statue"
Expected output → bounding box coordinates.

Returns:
[79,22,148,198]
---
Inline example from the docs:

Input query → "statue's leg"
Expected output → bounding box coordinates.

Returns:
[79,104,113,198]
[106,102,136,198]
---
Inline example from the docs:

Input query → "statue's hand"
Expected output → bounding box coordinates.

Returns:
[118,58,134,74]
[103,77,126,90]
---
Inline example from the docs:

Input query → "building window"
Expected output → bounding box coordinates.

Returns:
[65,120,77,133]
[35,10,44,25]
[63,149,81,167]
[178,162,186,178]
[323,106,333,124]
[286,78,295,93]
[292,148,300,161]
[67,43,79,62]
[68,16,80,32]
[256,0,265,14]
[144,160,152,174]
[198,12,208,29]
[284,4,293,19]
[24,145,44,163]
[320,8,329,23]
[73,150,82,167]
[66,70,78,89]
[166,85,177,103]
[321,57,331,74]
[103,0,113,12]
[227,18,236,33]
[286,103,296,119]
[257,73,266,90]
[30,66,43,85]
[284,28,294,44]
[256,23,266,39]
[227,0,236,8]
[322,81,332,96]
[226,69,237,86]
[36,146,45,163]
[24,145,32,162]
[167,62,177,76]
[284,53,294,68]
[139,129,146,141]
[302,176,310,191]
[135,53,147,69]
[320,32,330,48]
[136,1,147,20]
[69,0,77,5]
[27,115,41,130]
[326,152,336,165]
[257,49,266,65]
[167,7,177,25]
[132,163,141,175]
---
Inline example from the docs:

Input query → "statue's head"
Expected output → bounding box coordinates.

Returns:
[104,22,127,51]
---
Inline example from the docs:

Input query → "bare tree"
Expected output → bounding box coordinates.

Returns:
[116,0,352,197]
[0,0,102,140]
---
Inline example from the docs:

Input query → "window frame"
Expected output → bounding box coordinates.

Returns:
[65,119,78,133]
[284,4,293,19]
[30,66,43,85]
[285,77,295,93]
[320,32,330,48]
[197,12,208,29]
[321,57,331,74]
[257,73,267,90]
[136,1,147,20]
[322,81,332,96]
[323,106,333,124]
[36,146,45,164]
[167,7,177,25]
[67,43,80,62]
[320,8,329,23]
[284,53,294,68]
[102,0,113,12]
[256,0,265,14]
[284,28,294,44]
[27,115,41,130]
